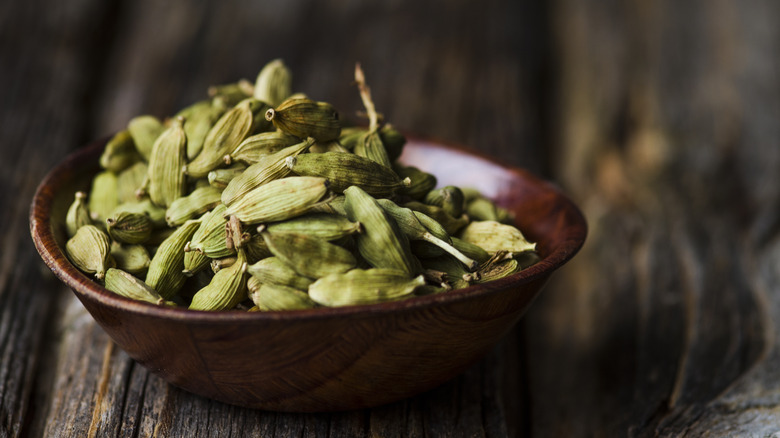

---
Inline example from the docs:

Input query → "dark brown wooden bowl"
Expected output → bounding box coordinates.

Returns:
[30,137,587,412]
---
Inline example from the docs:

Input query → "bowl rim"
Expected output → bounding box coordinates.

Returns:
[30,136,587,324]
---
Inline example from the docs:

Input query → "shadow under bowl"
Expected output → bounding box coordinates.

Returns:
[30,137,587,412]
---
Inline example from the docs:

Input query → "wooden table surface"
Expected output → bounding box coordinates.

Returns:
[4,0,780,436]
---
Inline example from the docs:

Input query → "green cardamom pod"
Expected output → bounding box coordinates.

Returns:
[207,79,254,107]
[106,211,153,244]
[247,256,315,290]
[474,258,521,283]
[250,282,317,311]
[457,220,536,254]
[378,124,406,163]
[309,269,425,307]
[420,256,479,290]
[66,191,92,237]
[337,126,365,150]
[100,130,141,173]
[176,98,228,160]
[264,213,361,241]
[343,186,420,275]
[146,219,201,299]
[225,130,299,165]
[127,115,164,161]
[187,204,234,258]
[376,199,476,270]
[147,116,187,207]
[189,249,248,311]
[221,137,314,206]
[286,151,408,197]
[253,59,292,107]
[117,161,148,204]
[165,185,223,227]
[353,130,391,168]
[309,140,350,154]
[307,195,347,216]
[465,195,514,224]
[450,236,491,264]
[260,230,356,279]
[111,198,167,229]
[207,164,246,189]
[88,171,119,222]
[394,165,437,200]
[65,225,113,280]
[424,186,465,218]
[186,98,268,178]
[225,176,330,225]
[110,241,151,275]
[265,97,341,141]
[104,268,169,305]
[403,201,469,235]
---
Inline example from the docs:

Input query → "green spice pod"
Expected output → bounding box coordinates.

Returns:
[260,230,356,279]
[307,195,347,216]
[309,269,425,307]
[221,137,314,206]
[106,211,153,244]
[244,233,273,262]
[343,186,420,275]
[424,186,465,218]
[127,115,165,161]
[88,171,119,222]
[249,281,317,311]
[376,199,477,270]
[112,198,167,229]
[207,79,254,107]
[165,185,223,227]
[404,201,469,235]
[225,176,330,225]
[337,126,365,150]
[186,98,267,178]
[226,131,299,165]
[286,152,408,196]
[465,196,514,224]
[378,124,406,163]
[264,213,360,241]
[110,241,151,275]
[253,59,292,107]
[457,220,536,254]
[183,246,211,277]
[394,165,437,200]
[65,225,113,280]
[208,164,246,189]
[189,249,248,311]
[104,268,167,305]
[117,161,148,204]
[147,116,187,208]
[176,99,228,160]
[421,256,478,290]
[265,97,341,141]
[146,219,201,299]
[66,191,92,237]
[100,130,141,173]
[247,256,315,290]
[309,140,350,154]
[451,236,491,264]
[353,130,391,168]
[188,204,234,258]
[474,258,521,283]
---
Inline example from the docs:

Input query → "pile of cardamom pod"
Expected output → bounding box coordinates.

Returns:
[64,60,538,311]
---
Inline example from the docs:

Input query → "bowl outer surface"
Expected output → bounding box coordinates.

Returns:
[30,137,586,411]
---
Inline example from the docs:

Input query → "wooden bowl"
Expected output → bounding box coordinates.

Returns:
[30,137,587,412]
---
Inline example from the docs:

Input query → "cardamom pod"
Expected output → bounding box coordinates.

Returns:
[225,130,299,165]
[225,176,330,225]
[186,98,268,178]
[450,236,491,264]
[286,151,408,197]
[250,282,317,311]
[424,186,465,218]
[110,241,151,275]
[221,137,314,206]
[165,185,223,227]
[253,58,292,107]
[394,165,437,200]
[66,191,92,237]
[378,124,406,163]
[343,186,420,275]
[309,140,350,154]
[207,79,254,106]
[187,204,234,258]
[264,213,360,241]
[189,249,248,311]
[465,195,514,224]
[265,97,341,141]
[146,219,201,299]
[117,161,148,204]
[403,201,469,235]
[65,225,113,280]
[420,256,479,290]
[111,198,167,229]
[106,211,153,244]
[208,164,246,189]
[175,98,228,160]
[247,256,315,290]
[104,268,168,305]
[147,116,187,207]
[457,221,536,255]
[100,130,141,173]
[127,115,164,161]
[88,171,119,222]
[309,268,425,306]
[353,130,392,168]
[260,230,356,278]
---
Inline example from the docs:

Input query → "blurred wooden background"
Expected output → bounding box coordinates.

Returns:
[3,0,780,436]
